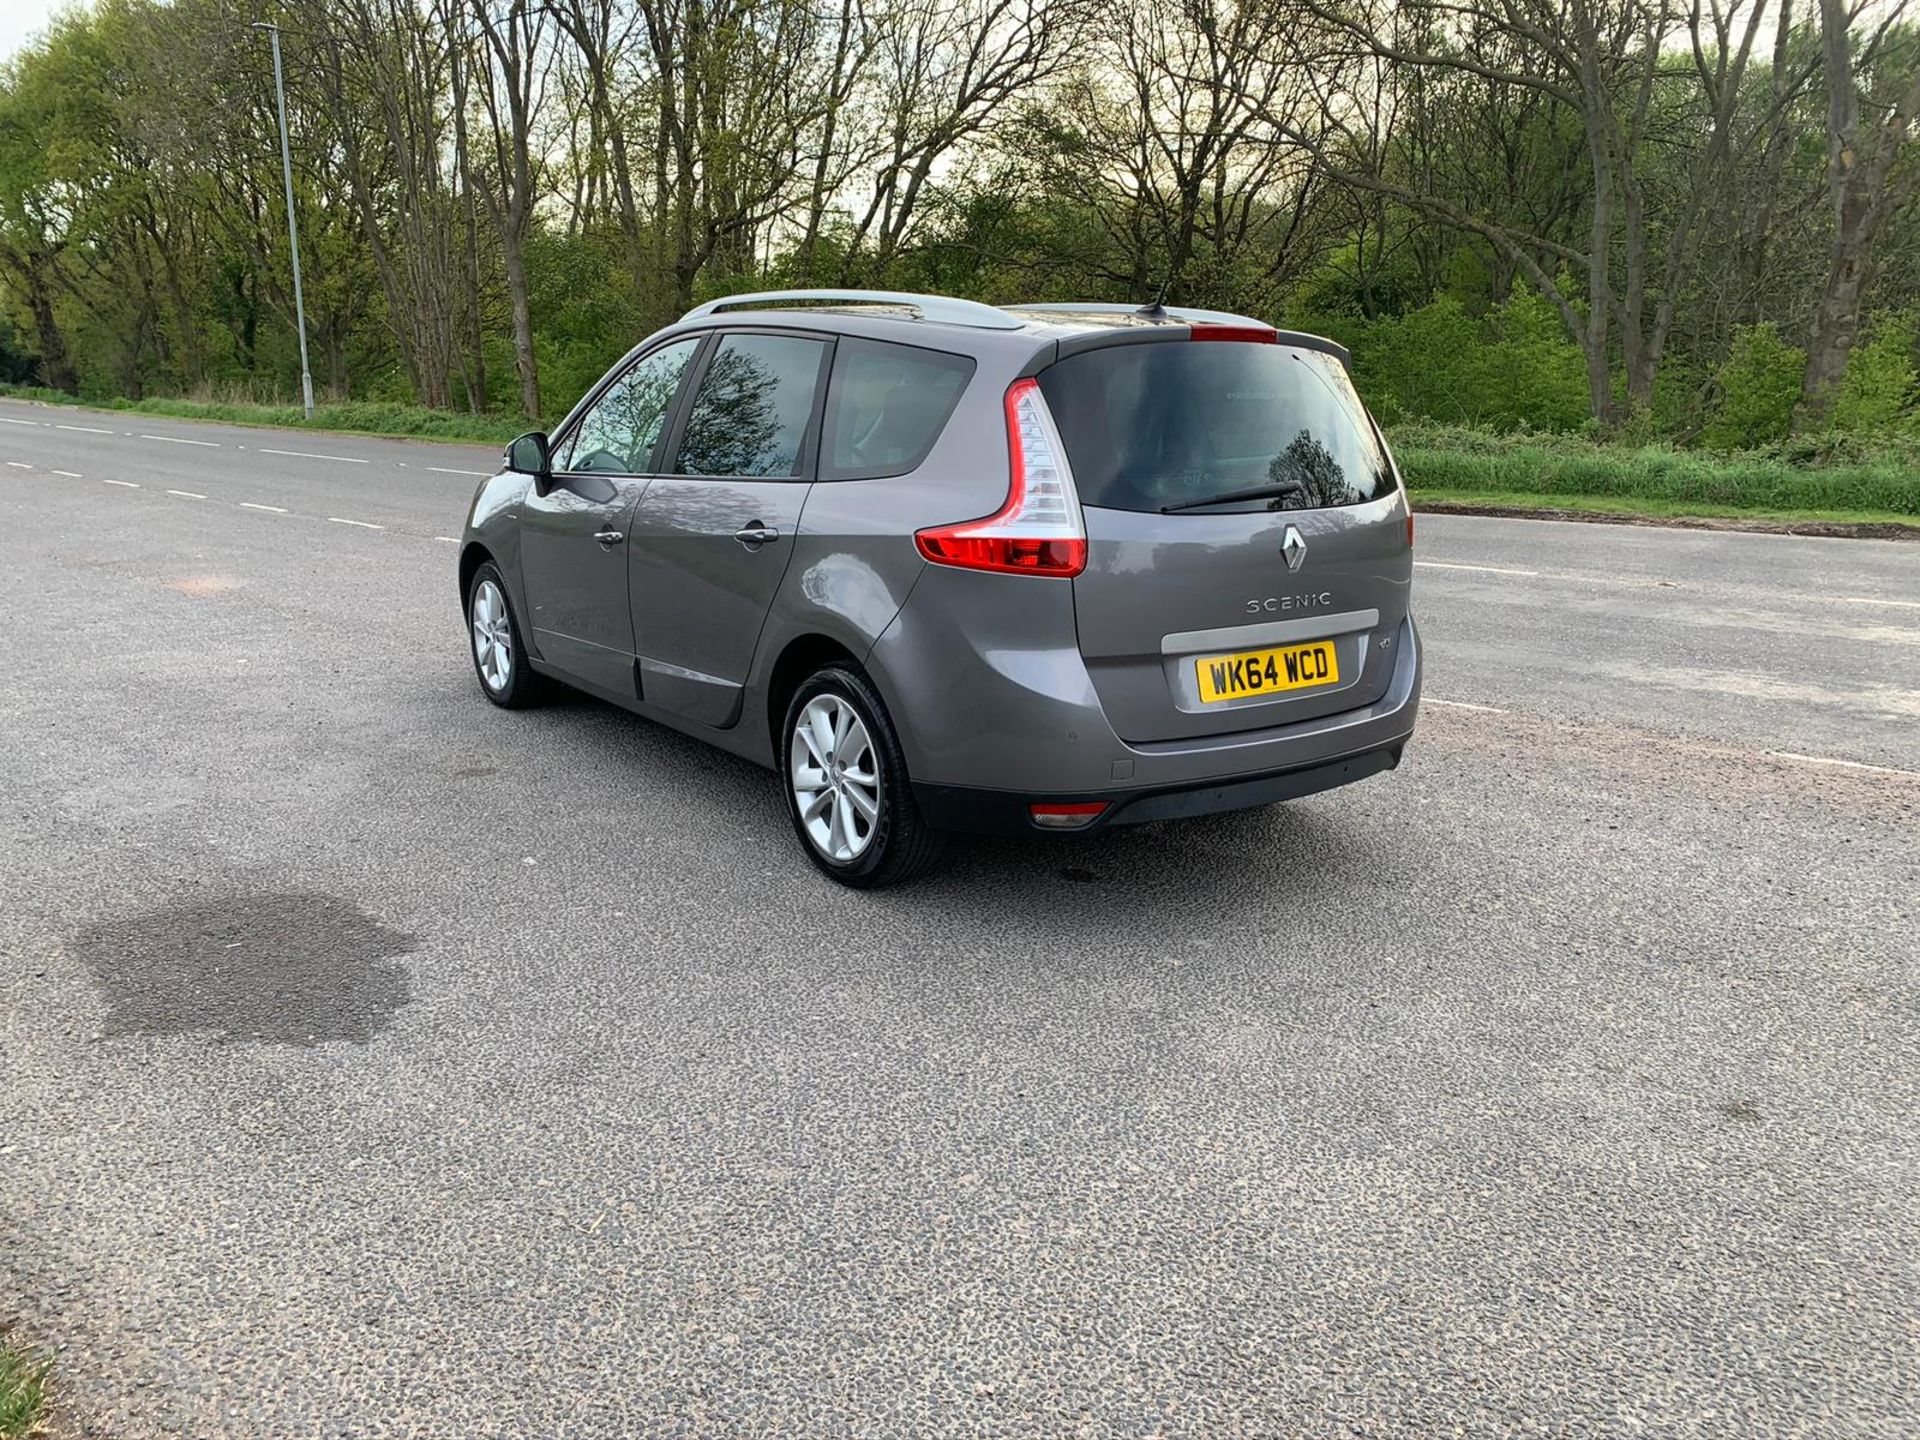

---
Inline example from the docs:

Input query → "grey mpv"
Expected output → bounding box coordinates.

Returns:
[460,290,1421,886]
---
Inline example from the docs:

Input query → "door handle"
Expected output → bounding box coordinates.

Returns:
[734,523,780,547]
[593,529,625,546]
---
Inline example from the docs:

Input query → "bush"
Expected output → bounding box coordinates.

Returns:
[1831,315,1918,433]
[1701,323,1804,450]
[1310,294,1589,432]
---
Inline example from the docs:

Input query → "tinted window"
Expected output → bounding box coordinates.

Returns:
[824,338,974,480]
[674,333,828,478]
[1036,342,1395,513]
[561,337,698,474]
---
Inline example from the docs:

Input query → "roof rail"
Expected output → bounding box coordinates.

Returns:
[681,288,1026,331]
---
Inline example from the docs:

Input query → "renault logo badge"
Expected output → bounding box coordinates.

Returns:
[1281,525,1307,572]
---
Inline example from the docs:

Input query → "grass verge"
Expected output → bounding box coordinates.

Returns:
[0,384,523,446]
[1409,487,1920,538]
[1392,422,1920,518]
[0,1338,50,1439]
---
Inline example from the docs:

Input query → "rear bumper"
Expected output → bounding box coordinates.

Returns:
[912,741,1406,837]
[865,567,1422,804]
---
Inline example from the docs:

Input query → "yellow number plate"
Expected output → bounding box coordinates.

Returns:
[1195,639,1339,704]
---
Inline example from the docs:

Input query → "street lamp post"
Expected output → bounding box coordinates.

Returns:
[252,22,315,419]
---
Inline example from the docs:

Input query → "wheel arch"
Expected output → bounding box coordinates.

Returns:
[764,633,863,760]
[458,541,493,605]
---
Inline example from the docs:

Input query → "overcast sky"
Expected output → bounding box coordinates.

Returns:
[0,0,65,61]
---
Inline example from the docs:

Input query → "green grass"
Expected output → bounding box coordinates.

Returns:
[0,1339,50,1439]
[1390,422,1920,518]
[1409,486,1920,533]
[0,384,524,446]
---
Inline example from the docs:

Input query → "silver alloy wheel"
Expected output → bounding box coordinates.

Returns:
[470,578,513,693]
[790,694,881,863]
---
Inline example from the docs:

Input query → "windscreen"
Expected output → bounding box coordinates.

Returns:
[1035,341,1396,514]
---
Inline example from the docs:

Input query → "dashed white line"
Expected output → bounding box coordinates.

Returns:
[1767,750,1920,779]
[141,433,219,447]
[240,502,288,514]
[52,469,82,478]
[328,516,384,530]
[434,535,461,543]
[1426,697,1510,714]
[428,466,489,477]
[0,417,40,426]
[6,461,33,469]
[104,479,140,488]
[1838,596,1920,610]
[55,423,114,434]
[165,489,207,500]
[264,448,367,464]
[1414,560,1541,577]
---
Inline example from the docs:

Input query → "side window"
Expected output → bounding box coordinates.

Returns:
[825,338,974,480]
[559,337,699,475]
[674,333,828,479]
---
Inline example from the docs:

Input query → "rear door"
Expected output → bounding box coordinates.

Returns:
[518,335,701,695]
[628,329,832,727]
[1042,336,1412,743]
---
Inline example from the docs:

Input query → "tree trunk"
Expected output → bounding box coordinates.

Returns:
[1797,0,1919,429]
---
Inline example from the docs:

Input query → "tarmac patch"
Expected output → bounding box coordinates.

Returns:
[70,891,415,1046]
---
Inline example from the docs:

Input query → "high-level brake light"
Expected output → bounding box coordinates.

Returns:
[914,378,1087,578]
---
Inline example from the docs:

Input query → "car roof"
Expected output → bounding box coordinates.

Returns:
[673,289,1349,365]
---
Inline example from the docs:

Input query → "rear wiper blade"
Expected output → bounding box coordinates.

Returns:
[1161,482,1303,513]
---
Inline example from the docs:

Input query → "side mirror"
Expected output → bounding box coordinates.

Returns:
[505,431,551,484]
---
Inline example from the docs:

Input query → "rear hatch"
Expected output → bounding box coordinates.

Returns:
[1041,333,1412,743]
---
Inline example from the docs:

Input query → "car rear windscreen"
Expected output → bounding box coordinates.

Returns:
[1035,341,1396,514]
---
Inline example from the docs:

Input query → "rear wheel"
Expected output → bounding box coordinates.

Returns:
[466,561,543,708]
[782,666,943,888]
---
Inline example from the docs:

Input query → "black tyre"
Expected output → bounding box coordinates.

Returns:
[781,665,944,888]
[466,561,544,709]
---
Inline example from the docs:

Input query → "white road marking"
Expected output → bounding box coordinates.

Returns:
[104,479,140,488]
[6,461,32,469]
[166,489,207,499]
[1426,697,1510,713]
[240,502,288,513]
[140,434,219,447]
[0,417,40,426]
[328,516,384,530]
[428,466,489,477]
[56,423,114,434]
[1838,596,1920,610]
[1414,560,1540,577]
[1768,751,1920,779]
[264,448,367,464]
[52,469,82,478]
[434,535,461,543]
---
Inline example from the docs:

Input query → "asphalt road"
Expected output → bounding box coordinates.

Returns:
[2,397,1916,1438]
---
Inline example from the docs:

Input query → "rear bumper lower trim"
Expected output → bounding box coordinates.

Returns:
[911,741,1407,838]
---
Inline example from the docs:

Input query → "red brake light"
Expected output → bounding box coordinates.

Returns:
[1188,323,1277,343]
[914,378,1087,578]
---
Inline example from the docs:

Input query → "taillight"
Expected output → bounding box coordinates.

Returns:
[914,378,1087,578]
[1406,511,1415,549]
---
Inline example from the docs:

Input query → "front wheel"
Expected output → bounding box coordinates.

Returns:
[782,666,943,888]
[466,561,543,708]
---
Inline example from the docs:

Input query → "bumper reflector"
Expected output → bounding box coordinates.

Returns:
[1028,802,1109,830]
